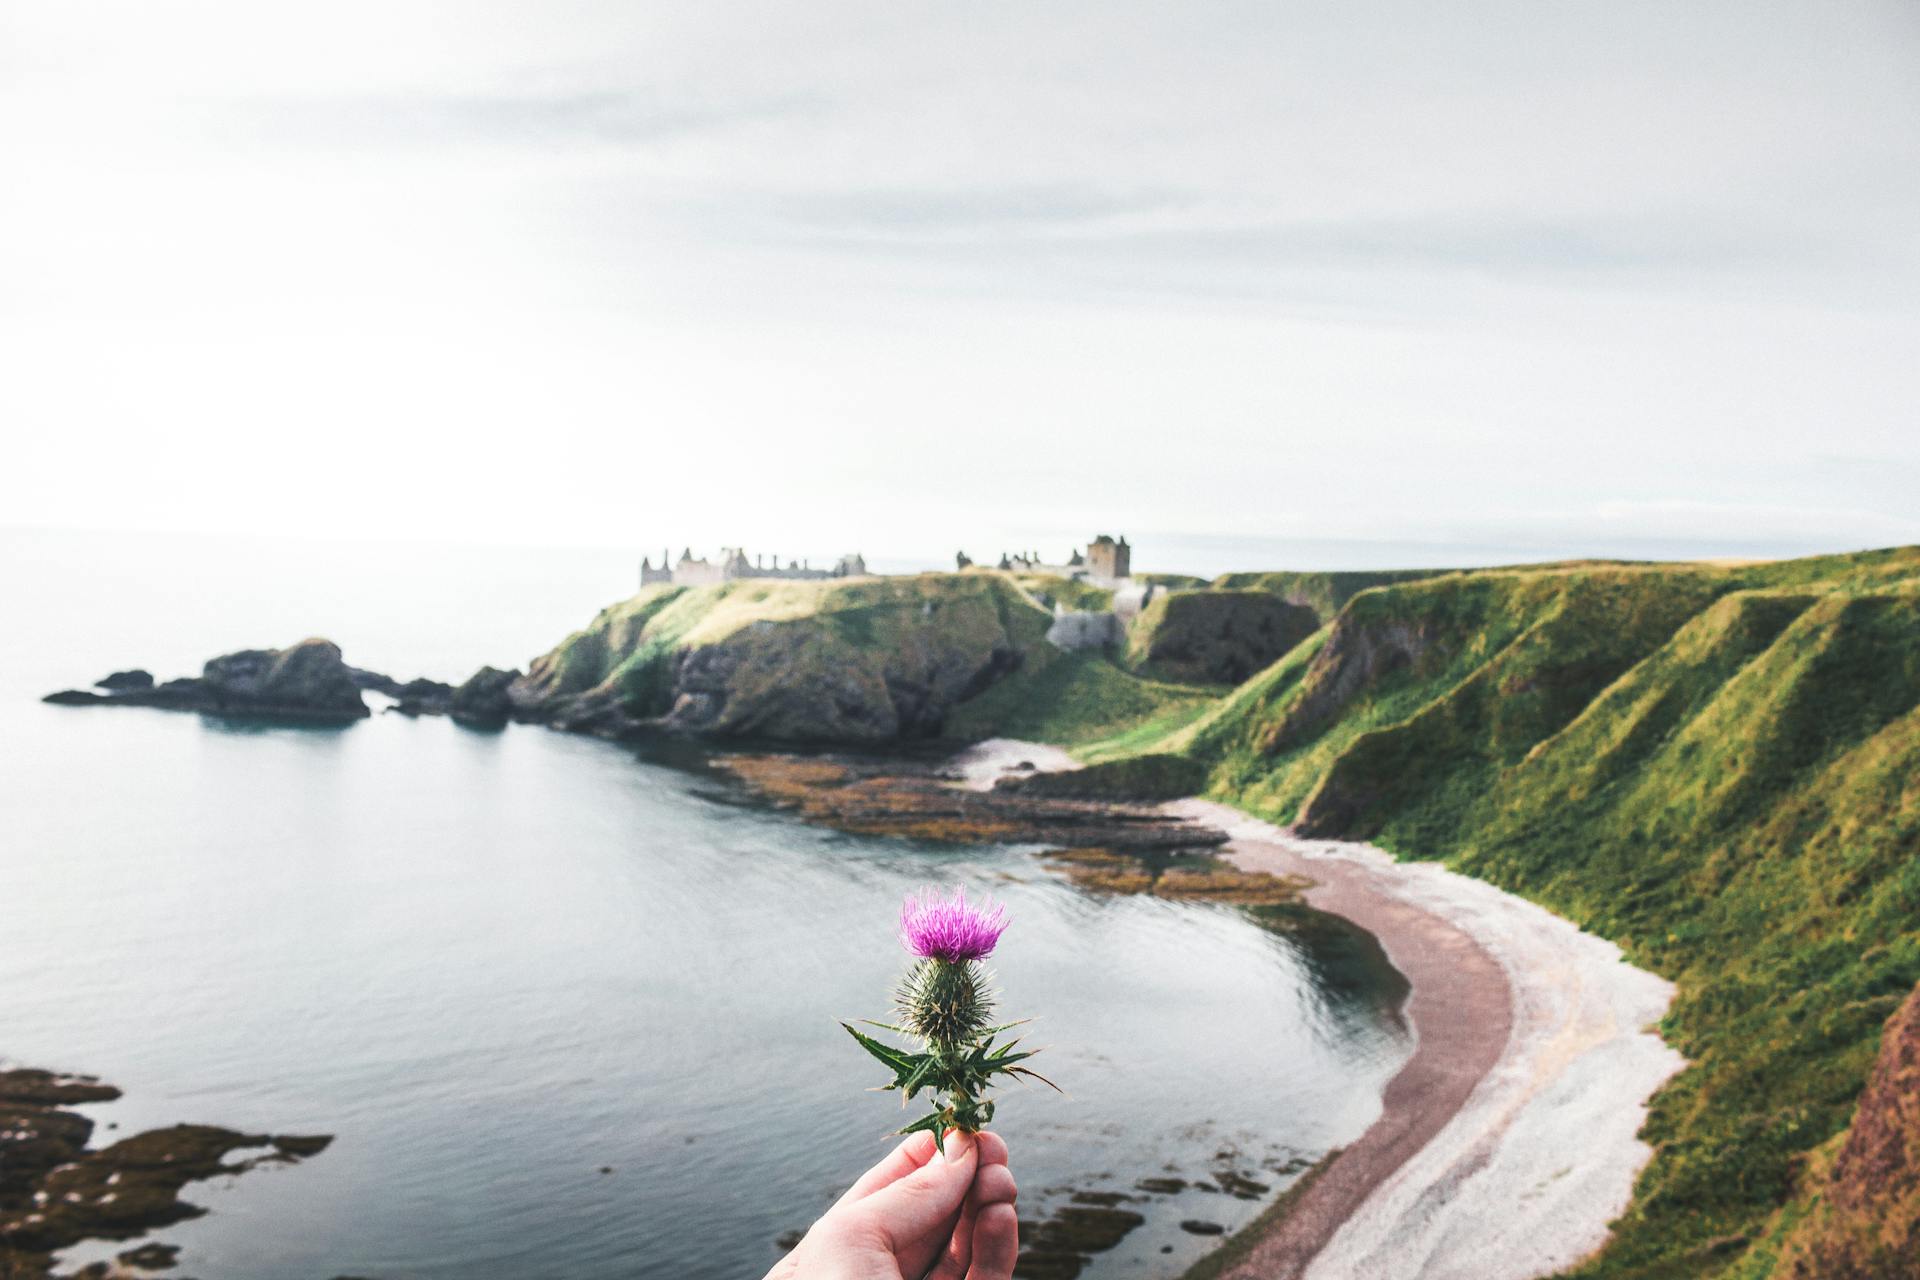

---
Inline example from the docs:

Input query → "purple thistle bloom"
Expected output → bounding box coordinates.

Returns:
[899,886,1008,963]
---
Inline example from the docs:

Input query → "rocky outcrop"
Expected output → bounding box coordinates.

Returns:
[1127,590,1320,685]
[43,639,369,722]
[515,575,1052,745]
[448,665,520,728]
[1771,983,1920,1279]
[0,1066,330,1278]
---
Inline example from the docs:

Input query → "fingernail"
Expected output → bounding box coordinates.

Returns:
[941,1131,975,1161]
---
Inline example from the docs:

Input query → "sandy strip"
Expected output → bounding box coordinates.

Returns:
[1165,800,1686,1280]
[946,738,1082,790]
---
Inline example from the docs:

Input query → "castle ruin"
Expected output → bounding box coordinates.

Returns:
[993,534,1131,585]
[640,547,869,589]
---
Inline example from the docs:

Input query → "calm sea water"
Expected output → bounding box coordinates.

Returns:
[0,529,1410,1279]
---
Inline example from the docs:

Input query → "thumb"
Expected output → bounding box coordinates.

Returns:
[859,1130,979,1248]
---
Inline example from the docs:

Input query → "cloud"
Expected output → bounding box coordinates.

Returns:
[199,87,821,151]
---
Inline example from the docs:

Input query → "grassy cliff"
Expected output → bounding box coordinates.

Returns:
[1209,567,1457,620]
[517,572,1205,746]
[1126,588,1322,685]
[1140,548,1920,1278]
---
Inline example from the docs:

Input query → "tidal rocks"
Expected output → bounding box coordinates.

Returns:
[387,677,457,715]
[95,670,154,692]
[43,639,369,722]
[0,1065,330,1278]
[713,753,1228,855]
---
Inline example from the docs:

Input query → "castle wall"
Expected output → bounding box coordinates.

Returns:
[1046,609,1123,651]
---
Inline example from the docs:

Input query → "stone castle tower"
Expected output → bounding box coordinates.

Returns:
[1086,534,1131,581]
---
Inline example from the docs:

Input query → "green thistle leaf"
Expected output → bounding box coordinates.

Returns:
[841,1023,923,1083]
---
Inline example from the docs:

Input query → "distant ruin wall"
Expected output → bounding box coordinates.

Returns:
[1046,610,1123,651]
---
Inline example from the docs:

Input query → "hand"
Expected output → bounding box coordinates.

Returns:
[765,1129,1019,1280]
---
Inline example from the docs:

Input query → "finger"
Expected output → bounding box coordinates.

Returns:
[922,1134,1017,1280]
[973,1129,1010,1170]
[967,1201,1019,1280]
[971,1162,1017,1208]
[833,1131,938,1208]
[923,1190,978,1280]
[861,1130,978,1252]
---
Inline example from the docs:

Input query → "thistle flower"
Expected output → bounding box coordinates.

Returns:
[900,887,1008,963]
[844,885,1057,1150]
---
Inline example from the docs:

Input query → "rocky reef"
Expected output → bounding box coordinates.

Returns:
[0,1066,330,1279]
[43,639,371,722]
[356,664,521,728]
[44,641,523,733]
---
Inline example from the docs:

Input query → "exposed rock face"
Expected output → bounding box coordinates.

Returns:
[43,639,369,721]
[448,665,520,728]
[1128,590,1320,685]
[1771,982,1920,1279]
[94,669,153,692]
[200,640,367,715]
[1262,614,1437,757]
[515,576,1050,745]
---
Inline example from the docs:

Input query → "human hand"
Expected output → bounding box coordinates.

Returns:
[765,1129,1019,1280]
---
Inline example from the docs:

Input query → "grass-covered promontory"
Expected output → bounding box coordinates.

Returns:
[1113,547,1920,1279]
[514,572,1207,746]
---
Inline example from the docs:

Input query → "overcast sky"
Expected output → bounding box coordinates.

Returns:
[3,1,1916,573]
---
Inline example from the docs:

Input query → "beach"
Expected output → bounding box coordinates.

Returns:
[1166,800,1686,1280]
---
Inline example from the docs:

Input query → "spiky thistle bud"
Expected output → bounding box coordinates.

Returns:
[897,956,993,1045]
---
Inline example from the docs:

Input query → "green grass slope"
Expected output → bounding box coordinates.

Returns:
[1210,567,1457,619]
[1157,548,1920,1278]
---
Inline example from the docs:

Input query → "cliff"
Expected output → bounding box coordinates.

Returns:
[1126,589,1321,685]
[515,572,1217,748]
[1128,546,1920,1278]
[1764,982,1920,1279]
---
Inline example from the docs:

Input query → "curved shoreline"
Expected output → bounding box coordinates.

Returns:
[1166,800,1685,1280]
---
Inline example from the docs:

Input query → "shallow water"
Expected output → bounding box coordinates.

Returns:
[0,529,1411,1279]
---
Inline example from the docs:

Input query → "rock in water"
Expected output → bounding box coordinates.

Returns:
[448,665,520,729]
[200,639,366,716]
[42,639,370,722]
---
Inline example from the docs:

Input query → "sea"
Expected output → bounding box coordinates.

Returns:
[0,527,1411,1280]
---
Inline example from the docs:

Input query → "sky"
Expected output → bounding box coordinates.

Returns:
[3,1,1917,575]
